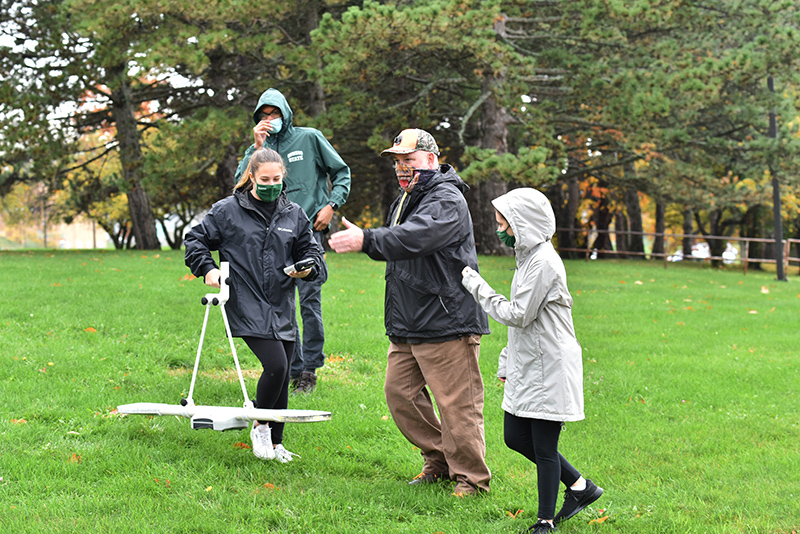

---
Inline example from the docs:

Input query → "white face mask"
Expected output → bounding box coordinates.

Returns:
[269,118,283,133]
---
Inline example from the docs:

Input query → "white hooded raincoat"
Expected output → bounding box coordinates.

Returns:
[462,188,584,422]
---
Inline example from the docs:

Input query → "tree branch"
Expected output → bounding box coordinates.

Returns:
[458,90,492,146]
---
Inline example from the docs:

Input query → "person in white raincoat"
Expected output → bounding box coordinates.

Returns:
[461,188,603,533]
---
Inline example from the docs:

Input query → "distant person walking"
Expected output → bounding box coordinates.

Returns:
[328,128,491,496]
[234,88,351,394]
[461,188,603,532]
[186,147,324,462]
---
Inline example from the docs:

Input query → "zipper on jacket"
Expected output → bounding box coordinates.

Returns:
[392,192,408,226]
[438,296,449,314]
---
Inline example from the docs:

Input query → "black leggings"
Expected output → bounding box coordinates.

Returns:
[242,337,294,445]
[504,412,582,519]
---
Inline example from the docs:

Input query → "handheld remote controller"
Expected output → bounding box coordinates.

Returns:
[283,257,316,275]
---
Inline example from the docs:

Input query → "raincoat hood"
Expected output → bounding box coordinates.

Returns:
[491,188,555,255]
[252,88,293,136]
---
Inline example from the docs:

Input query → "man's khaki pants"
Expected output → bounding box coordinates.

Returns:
[385,335,491,493]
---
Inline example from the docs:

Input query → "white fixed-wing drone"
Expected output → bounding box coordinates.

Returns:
[118,262,331,431]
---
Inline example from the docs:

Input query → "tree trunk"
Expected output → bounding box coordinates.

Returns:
[98,220,127,250]
[697,209,725,267]
[125,226,135,249]
[591,193,613,256]
[614,207,628,257]
[302,1,327,118]
[652,200,665,258]
[468,76,510,256]
[215,148,239,199]
[204,50,245,199]
[468,180,509,255]
[109,64,160,250]
[555,176,580,258]
[682,208,693,258]
[742,205,765,270]
[624,186,644,257]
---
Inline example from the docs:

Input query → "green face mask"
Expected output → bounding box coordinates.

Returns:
[497,228,516,248]
[255,183,282,202]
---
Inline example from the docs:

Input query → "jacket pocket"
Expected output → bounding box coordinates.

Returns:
[509,329,544,410]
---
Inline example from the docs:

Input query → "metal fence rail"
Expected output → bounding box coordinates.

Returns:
[556,228,800,275]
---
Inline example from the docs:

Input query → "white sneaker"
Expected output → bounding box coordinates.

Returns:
[273,444,300,463]
[250,424,275,460]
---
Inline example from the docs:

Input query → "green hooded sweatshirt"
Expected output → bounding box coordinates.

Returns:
[233,88,351,225]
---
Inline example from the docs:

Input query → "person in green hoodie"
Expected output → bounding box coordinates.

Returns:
[234,88,351,394]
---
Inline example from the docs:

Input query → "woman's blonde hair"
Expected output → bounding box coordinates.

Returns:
[233,147,287,192]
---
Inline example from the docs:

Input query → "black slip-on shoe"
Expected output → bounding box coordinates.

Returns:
[554,479,604,523]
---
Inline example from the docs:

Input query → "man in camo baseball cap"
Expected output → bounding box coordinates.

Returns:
[381,128,440,157]
[329,124,492,498]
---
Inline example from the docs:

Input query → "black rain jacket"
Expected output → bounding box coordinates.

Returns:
[362,164,490,340]
[184,190,324,340]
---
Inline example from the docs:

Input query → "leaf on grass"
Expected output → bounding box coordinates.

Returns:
[505,509,523,519]
[760,286,769,294]
[84,327,97,333]
[263,483,276,490]
[11,419,27,424]
[69,453,82,463]
[206,486,213,492]
[748,310,758,314]
[52,282,61,287]
[233,442,251,450]
[589,516,609,524]
[180,273,196,281]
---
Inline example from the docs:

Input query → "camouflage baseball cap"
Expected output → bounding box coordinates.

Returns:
[380,128,440,157]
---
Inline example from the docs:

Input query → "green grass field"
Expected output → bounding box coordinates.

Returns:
[1,250,798,533]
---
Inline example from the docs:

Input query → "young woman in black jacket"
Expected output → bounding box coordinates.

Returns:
[184,147,324,462]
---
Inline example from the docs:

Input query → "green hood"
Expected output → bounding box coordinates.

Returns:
[252,88,293,137]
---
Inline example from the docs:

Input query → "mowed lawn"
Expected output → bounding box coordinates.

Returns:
[1,250,798,534]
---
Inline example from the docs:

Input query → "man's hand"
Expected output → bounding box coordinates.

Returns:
[204,268,221,288]
[314,204,335,231]
[328,216,364,253]
[253,119,278,149]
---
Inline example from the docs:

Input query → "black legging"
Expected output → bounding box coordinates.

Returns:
[504,412,582,519]
[242,337,294,445]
